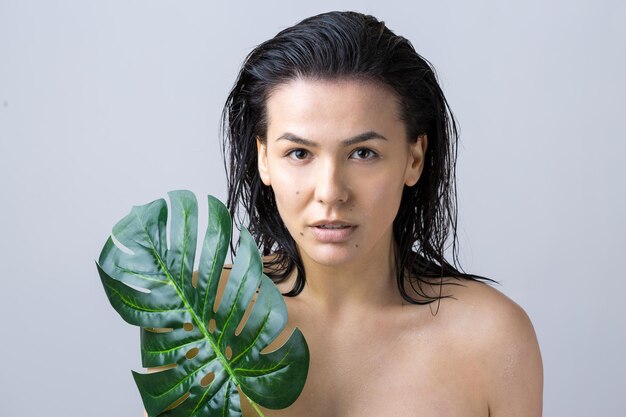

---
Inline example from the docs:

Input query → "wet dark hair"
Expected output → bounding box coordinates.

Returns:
[221,11,491,304]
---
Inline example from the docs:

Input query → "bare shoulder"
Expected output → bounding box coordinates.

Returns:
[439,279,543,416]
[439,279,536,340]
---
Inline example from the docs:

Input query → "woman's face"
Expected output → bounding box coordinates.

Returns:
[257,78,427,269]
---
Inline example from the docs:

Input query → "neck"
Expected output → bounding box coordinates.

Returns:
[296,235,402,314]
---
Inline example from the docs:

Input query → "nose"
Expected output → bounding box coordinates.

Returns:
[314,159,349,205]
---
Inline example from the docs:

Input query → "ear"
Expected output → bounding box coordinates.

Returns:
[256,138,271,186]
[405,134,428,187]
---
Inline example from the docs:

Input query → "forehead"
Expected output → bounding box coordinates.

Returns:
[265,78,405,140]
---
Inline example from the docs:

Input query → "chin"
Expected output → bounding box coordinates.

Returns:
[301,244,360,268]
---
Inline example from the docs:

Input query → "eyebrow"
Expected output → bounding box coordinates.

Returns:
[274,131,388,147]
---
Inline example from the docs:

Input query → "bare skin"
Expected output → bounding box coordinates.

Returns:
[238,273,543,417]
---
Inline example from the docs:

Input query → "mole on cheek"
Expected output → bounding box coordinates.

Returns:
[299,232,304,236]
[296,190,300,195]
[355,244,359,248]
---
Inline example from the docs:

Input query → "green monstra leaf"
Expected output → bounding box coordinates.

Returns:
[96,190,309,417]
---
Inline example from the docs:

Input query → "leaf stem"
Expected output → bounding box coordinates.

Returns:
[245,395,267,417]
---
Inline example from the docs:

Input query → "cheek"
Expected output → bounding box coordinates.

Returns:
[274,191,309,241]
[364,169,406,223]
[269,169,309,222]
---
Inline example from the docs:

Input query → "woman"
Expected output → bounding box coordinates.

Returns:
[222,11,542,417]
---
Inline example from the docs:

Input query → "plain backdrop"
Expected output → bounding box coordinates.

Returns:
[1,1,624,416]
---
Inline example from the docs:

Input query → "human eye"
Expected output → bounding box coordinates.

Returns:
[286,148,310,160]
[350,148,378,161]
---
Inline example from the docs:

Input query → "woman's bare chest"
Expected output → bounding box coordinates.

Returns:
[242,301,487,417]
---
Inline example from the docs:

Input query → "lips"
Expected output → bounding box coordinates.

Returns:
[310,220,354,227]
[309,220,356,242]
[316,224,351,229]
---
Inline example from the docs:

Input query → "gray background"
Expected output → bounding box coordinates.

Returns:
[1,0,624,416]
